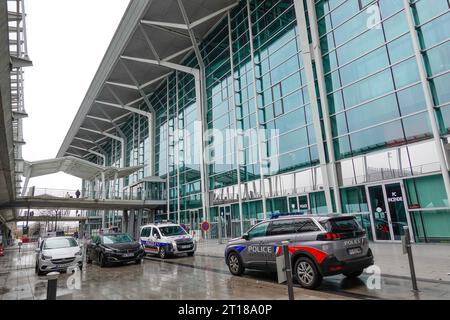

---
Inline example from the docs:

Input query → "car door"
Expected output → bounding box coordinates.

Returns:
[140,227,150,253]
[147,227,160,254]
[240,222,270,269]
[264,219,298,271]
[86,236,95,261]
[91,236,102,261]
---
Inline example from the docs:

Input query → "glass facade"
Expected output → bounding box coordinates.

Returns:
[88,0,450,243]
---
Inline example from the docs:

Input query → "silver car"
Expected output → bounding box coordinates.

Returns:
[35,236,83,275]
[225,214,374,289]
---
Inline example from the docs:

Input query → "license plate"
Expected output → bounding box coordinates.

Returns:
[347,247,362,255]
[123,253,134,257]
[180,245,191,249]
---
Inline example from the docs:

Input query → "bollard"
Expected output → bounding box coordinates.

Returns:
[281,241,294,300]
[402,226,418,292]
[46,272,60,300]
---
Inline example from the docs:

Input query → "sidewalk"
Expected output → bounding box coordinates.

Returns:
[196,239,450,283]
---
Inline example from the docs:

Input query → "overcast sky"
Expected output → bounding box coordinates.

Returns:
[22,0,129,192]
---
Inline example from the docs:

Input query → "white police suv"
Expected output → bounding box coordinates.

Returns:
[139,222,196,259]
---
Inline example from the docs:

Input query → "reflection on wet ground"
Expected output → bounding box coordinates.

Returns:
[1,245,449,300]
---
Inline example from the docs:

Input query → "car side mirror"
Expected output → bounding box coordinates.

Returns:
[242,233,249,241]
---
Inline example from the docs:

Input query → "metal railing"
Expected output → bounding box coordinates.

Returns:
[20,187,167,201]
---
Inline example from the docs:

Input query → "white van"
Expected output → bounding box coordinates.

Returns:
[139,222,196,259]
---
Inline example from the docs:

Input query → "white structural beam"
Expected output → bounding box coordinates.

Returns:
[246,0,268,219]
[177,0,211,235]
[140,2,238,30]
[305,0,342,213]
[120,55,199,76]
[140,20,187,30]
[105,81,138,90]
[293,0,334,212]
[95,100,149,117]
[403,0,450,204]
[162,46,193,62]
[73,136,97,145]
[70,145,106,165]
[139,72,172,90]
[139,24,161,62]
[190,2,239,28]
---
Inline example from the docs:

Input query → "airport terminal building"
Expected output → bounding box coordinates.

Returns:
[58,0,450,243]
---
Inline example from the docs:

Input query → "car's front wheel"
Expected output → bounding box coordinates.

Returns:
[135,258,142,264]
[99,253,107,267]
[294,257,322,289]
[343,269,364,278]
[35,263,45,276]
[227,252,244,276]
[158,246,167,259]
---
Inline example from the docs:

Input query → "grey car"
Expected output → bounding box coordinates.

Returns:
[224,214,374,289]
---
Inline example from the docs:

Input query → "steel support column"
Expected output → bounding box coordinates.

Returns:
[246,0,268,219]
[293,0,334,212]
[305,0,342,213]
[403,0,450,204]
[228,12,244,236]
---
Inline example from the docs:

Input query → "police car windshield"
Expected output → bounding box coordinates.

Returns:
[159,226,187,236]
[102,234,133,244]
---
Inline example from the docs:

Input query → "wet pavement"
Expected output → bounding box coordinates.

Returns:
[1,243,449,300]
[196,240,450,282]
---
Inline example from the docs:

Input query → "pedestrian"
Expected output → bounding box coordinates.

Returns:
[75,189,81,198]
[65,192,70,198]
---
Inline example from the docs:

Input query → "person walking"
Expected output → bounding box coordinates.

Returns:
[75,189,81,199]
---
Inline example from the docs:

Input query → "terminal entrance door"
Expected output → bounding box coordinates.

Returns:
[219,205,232,239]
[189,210,200,238]
[366,182,413,241]
[287,195,309,213]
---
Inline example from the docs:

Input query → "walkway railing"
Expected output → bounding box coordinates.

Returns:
[20,187,167,201]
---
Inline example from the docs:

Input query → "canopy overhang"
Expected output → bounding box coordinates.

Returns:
[57,0,238,161]
[24,156,144,181]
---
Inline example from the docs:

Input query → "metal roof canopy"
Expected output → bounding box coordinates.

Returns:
[24,156,144,181]
[57,0,238,160]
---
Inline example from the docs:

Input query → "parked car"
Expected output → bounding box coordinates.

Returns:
[224,214,374,289]
[86,233,144,267]
[35,236,83,276]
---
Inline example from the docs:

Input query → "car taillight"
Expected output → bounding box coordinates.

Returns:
[317,232,341,241]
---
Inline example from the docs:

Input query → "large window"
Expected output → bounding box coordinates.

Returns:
[248,221,269,239]
[316,0,438,160]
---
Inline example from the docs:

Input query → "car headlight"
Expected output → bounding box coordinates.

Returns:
[41,254,52,260]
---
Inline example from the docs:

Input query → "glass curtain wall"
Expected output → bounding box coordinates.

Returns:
[315,0,433,160]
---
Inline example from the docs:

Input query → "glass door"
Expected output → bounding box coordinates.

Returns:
[288,197,299,212]
[287,195,309,213]
[189,210,200,237]
[219,206,232,239]
[385,183,409,240]
[368,185,392,240]
[298,195,309,212]
[367,182,410,241]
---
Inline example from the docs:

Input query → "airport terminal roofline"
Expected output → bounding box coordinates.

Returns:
[23,156,145,181]
[57,0,238,161]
